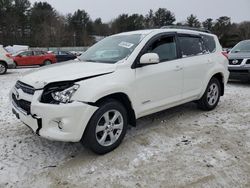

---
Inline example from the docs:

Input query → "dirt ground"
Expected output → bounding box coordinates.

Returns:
[0,69,250,188]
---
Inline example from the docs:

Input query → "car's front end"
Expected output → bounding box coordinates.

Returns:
[228,57,250,81]
[10,79,98,142]
[228,40,250,81]
[9,61,119,142]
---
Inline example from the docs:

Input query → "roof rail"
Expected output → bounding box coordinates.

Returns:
[161,25,211,33]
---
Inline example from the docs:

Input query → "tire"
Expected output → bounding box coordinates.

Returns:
[43,60,52,66]
[81,99,128,154]
[197,77,221,111]
[0,62,7,75]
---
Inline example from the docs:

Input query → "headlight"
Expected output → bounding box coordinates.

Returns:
[41,82,80,104]
[52,85,79,104]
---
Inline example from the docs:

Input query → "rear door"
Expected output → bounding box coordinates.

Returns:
[177,34,211,99]
[33,51,46,65]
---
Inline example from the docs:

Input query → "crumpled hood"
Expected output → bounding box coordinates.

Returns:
[20,61,116,89]
[229,52,250,59]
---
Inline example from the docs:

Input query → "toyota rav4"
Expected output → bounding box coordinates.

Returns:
[10,28,229,154]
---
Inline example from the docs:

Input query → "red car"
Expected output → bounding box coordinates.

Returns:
[11,50,57,66]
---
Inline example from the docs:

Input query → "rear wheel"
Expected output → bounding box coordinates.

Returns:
[0,62,7,75]
[81,99,128,154]
[198,77,221,111]
[43,60,52,66]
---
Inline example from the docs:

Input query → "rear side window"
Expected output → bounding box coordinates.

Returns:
[34,51,43,55]
[146,36,177,62]
[179,36,204,57]
[201,34,216,53]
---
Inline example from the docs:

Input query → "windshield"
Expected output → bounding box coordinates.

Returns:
[12,51,24,56]
[231,40,250,53]
[79,34,144,63]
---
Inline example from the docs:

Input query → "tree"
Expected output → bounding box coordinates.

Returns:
[186,14,201,28]
[202,18,213,31]
[145,9,154,28]
[111,13,145,33]
[0,0,30,45]
[153,8,175,27]
[67,9,92,46]
[238,21,250,40]
[212,16,237,47]
[92,18,110,36]
[29,2,58,46]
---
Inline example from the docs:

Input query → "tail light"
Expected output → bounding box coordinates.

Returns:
[221,51,228,59]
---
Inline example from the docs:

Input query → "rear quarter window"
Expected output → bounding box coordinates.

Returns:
[201,34,216,53]
[179,36,204,57]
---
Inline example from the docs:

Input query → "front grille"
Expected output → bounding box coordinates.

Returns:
[12,94,31,114]
[246,59,250,64]
[15,81,35,95]
[229,59,243,65]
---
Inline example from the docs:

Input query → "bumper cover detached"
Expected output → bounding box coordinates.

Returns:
[12,99,98,142]
[228,66,250,80]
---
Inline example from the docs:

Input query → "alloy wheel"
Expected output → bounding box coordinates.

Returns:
[95,110,124,147]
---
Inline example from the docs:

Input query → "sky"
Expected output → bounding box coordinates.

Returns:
[29,0,250,23]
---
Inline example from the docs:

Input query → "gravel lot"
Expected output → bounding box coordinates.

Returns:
[0,68,250,188]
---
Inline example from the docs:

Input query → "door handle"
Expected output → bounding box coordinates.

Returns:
[174,66,183,71]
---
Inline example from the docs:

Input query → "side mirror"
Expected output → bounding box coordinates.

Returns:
[140,53,160,65]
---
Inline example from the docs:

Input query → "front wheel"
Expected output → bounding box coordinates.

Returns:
[197,77,221,111]
[81,99,128,154]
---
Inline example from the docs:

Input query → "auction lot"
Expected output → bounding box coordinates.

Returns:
[0,68,250,188]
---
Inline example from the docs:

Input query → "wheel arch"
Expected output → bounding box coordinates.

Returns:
[91,92,136,127]
[212,72,225,96]
[43,59,52,64]
[0,60,7,67]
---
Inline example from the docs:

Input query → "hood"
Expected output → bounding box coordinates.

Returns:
[229,52,250,59]
[20,61,116,89]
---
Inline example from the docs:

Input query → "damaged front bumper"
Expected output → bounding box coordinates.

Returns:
[11,89,98,142]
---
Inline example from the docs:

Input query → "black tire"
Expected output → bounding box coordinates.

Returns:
[198,77,221,111]
[43,60,52,66]
[0,62,7,75]
[81,99,128,155]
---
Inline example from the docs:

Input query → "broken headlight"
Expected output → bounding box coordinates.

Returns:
[41,82,79,104]
[51,85,79,104]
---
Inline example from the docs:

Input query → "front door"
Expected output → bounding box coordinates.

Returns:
[135,34,183,117]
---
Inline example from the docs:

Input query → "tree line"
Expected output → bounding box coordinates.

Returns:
[0,0,250,47]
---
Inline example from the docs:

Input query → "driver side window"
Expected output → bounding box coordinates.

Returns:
[146,36,177,62]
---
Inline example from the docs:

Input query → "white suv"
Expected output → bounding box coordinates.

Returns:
[10,28,229,154]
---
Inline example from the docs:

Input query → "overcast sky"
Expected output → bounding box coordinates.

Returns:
[29,0,250,23]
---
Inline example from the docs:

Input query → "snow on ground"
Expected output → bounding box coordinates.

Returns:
[0,68,250,188]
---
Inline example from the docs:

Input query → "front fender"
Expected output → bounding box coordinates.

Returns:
[72,72,135,105]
